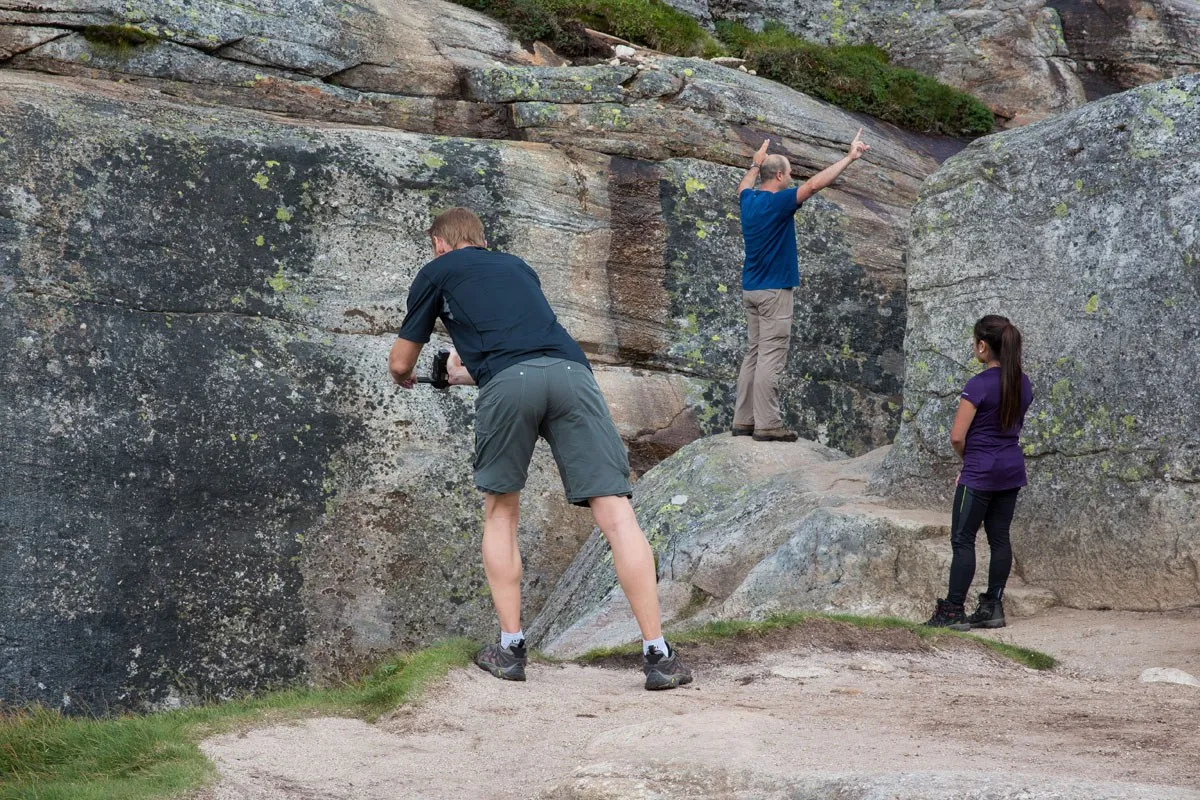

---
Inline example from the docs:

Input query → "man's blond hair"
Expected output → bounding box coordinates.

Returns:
[762,154,790,181]
[428,207,487,248]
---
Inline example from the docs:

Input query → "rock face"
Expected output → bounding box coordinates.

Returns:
[530,435,1053,657]
[1050,0,1200,99]
[874,73,1200,611]
[671,0,1198,126]
[0,1,951,709]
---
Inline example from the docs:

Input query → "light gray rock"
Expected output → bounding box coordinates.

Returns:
[530,434,1053,656]
[1139,667,1200,687]
[874,74,1200,610]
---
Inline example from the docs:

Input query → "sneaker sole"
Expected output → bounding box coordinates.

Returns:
[644,671,693,690]
[751,436,798,442]
[970,619,1007,629]
[947,622,973,632]
[474,660,526,682]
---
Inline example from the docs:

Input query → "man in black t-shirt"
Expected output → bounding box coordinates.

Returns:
[389,208,691,691]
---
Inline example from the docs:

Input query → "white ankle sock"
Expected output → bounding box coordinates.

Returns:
[501,629,525,649]
[643,636,670,657]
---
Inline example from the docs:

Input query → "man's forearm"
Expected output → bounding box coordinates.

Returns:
[736,164,760,193]
[799,155,853,199]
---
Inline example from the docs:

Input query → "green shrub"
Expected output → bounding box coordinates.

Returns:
[718,21,993,136]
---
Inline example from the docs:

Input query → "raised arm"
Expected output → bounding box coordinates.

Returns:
[796,128,870,204]
[737,139,771,194]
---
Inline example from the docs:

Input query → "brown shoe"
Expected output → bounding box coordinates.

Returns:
[732,425,754,437]
[752,427,799,442]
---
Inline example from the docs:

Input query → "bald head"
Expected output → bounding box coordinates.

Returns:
[761,154,791,184]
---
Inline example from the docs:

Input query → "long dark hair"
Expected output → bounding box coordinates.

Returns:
[974,315,1023,430]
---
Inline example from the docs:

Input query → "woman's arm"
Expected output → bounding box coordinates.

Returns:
[949,398,978,458]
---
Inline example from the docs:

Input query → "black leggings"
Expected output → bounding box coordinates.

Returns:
[947,485,1020,606]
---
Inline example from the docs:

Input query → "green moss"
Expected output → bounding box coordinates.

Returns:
[81,24,159,55]
[1054,201,1069,218]
[266,266,291,292]
[275,207,293,222]
[716,21,992,136]
[684,176,707,195]
[1084,294,1099,313]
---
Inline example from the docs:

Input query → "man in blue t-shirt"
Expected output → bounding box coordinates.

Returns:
[389,208,691,691]
[733,130,870,441]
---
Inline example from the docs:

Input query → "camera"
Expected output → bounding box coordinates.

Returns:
[418,347,452,389]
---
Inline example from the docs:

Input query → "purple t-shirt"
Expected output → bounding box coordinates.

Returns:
[959,367,1034,492]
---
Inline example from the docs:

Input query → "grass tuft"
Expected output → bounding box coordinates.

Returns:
[0,639,476,800]
[576,612,1056,670]
[717,21,994,136]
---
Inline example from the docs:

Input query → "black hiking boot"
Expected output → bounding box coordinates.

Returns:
[474,640,527,681]
[923,599,971,631]
[643,643,692,691]
[967,592,1006,629]
[732,425,755,437]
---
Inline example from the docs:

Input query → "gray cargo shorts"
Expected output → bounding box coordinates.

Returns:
[474,357,632,507]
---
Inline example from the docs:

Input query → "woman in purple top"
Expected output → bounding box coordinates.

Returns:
[925,315,1034,631]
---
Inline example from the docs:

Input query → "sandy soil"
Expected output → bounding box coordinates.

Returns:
[200,611,1200,800]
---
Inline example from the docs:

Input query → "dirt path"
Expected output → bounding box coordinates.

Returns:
[202,611,1200,799]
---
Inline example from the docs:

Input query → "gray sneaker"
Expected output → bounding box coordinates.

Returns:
[475,640,527,681]
[643,644,692,690]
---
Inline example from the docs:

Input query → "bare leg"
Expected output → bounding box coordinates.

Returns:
[589,495,662,640]
[482,492,522,633]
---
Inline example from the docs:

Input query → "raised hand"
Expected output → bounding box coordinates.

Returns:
[848,128,870,161]
[753,137,771,166]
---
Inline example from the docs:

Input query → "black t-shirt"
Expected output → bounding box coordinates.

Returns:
[397,247,590,387]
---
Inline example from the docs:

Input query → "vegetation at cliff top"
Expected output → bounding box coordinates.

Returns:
[449,0,995,136]
[719,22,995,136]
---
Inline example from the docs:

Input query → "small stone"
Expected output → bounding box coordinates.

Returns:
[613,44,636,58]
[771,664,831,680]
[1139,667,1200,687]
[670,494,688,506]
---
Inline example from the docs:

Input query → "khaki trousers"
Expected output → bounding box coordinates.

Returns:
[733,288,793,431]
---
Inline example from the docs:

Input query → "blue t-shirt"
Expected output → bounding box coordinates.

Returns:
[739,188,801,291]
[959,367,1035,492]
[397,247,589,388]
